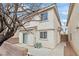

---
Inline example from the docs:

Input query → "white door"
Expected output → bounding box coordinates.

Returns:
[23,33,28,44]
[27,33,34,45]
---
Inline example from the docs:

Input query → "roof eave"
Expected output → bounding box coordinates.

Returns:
[26,4,56,19]
[66,3,75,26]
[25,4,61,26]
[54,4,61,26]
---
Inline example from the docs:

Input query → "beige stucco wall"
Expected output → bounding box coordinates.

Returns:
[68,4,79,55]
[16,7,61,48]
[24,15,40,28]
[53,9,61,44]
[35,30,56,48]
[35,8,61,48]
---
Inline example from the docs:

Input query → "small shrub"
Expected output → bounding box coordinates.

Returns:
[34,42,42,48]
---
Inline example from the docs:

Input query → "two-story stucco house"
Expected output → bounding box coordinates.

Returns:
[7,4,61,49]
[66,3,79,55]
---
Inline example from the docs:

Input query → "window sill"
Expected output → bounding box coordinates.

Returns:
[39,39,48,41]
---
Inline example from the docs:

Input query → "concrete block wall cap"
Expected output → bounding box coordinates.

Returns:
[3,41,28,51]
[13,44,28,51]
[1,41,28,56]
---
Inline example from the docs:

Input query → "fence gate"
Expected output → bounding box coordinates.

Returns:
[60,34,68,42]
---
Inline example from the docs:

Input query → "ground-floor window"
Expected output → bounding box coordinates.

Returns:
[40,31,47,39]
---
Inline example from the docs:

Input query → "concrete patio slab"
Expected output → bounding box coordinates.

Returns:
[15,42,66,56]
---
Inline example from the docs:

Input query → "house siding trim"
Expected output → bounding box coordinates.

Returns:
[66,3,75,26]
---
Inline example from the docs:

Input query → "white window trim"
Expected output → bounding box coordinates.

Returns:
[40,31,48,41]
[40,12,48,22]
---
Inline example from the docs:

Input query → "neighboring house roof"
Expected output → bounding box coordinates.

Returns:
[66,3,75,26]
[25,4,61,26]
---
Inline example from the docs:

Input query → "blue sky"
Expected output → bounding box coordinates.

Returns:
[57,3,70,26]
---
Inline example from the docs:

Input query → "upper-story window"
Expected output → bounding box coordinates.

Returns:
[41,12,48,21]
